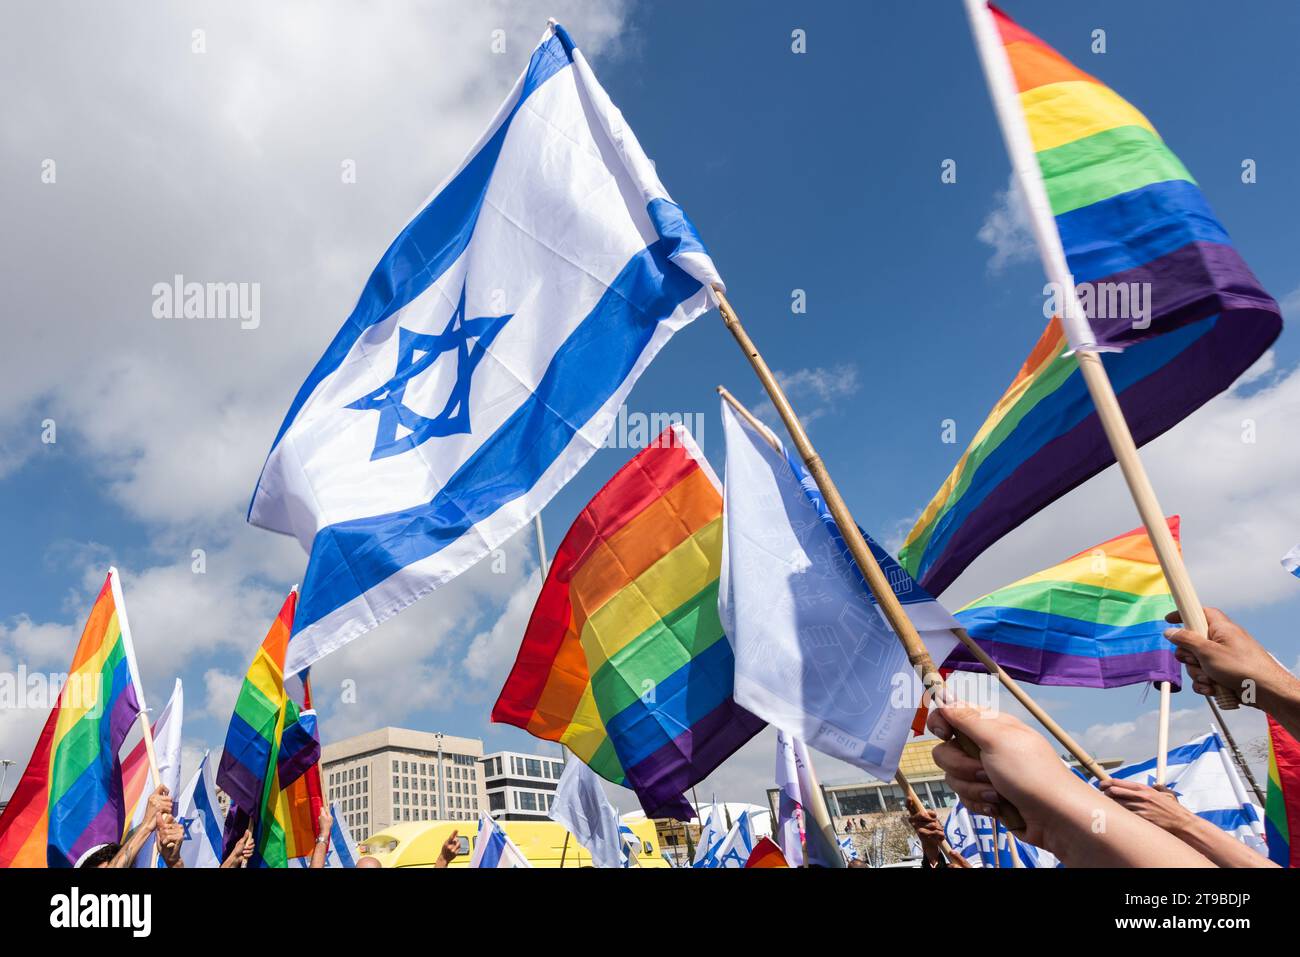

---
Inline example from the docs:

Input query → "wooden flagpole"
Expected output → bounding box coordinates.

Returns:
[110,567,161,786]
[712,296,1025,831]
[718,383,1112,787]
[961,0,1238,786]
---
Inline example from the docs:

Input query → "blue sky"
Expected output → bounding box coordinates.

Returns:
[3,0,1299,810]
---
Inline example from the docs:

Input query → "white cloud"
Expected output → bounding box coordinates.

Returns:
[977,173,1036,273]
[752,363,861,429]
[464,567,544,687]
[1078,704,1268,783]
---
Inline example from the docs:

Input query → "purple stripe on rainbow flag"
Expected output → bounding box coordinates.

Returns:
[624,698,766,820]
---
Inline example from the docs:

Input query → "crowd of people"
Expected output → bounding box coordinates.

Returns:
[79,607,1295,870]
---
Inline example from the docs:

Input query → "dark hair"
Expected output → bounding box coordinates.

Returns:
[80,843,121,868]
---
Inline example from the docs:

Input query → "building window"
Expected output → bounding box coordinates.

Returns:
[518,792,537,812]
[489,793,504,811]
[525,759,542,777]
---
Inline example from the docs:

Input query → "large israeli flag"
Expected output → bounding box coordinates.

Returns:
[470,813,533,868]
[249,23,722,674]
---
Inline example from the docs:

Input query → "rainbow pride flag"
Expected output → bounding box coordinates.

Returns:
[492,426,765,818]
[0,570,145,867]
[744,836,789,869]
[1265,715,1300,867]
[945,519,1180,688]
[216,590,322,867]
[899,5,1280,595]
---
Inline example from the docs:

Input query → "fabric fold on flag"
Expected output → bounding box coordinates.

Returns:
[900,5,1281,596]
[493,424,763,818]
[945,518,1181,688]
[248,21,723,677]
[719,402,956,781]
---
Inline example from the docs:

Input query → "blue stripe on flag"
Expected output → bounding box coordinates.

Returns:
[295,235,703,631]
[953,605,1171,658]
[252,32,574,489]
[1111,734,1222,781]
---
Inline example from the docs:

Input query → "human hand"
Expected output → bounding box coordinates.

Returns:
[1164,607,1299,708]
[318,807,333,839]
[157,814,185,867]
[222,828,255,868]
[907,808,944,845]
[927,701,1092,850]
[1098,779,1192,834]
[145,785,172,832]
[436,830,461,867]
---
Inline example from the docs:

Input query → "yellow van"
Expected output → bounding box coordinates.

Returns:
[360,818,669,868]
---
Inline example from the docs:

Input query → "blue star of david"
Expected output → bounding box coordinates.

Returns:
[177,815,195,841]
[347,282,513,460]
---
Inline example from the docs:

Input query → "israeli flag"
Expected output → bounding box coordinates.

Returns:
[691,802,726,868]
[943,800,1060,868]
[176,752,225,869]
[1105,730,1267,852]
[470,813,533,868]
[1283,545,1300,578]
[249,23,722,675]
[714,811,756,868]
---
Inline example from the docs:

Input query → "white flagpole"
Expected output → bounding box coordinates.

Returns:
[109,567,160,785]
[960,0,1237,785]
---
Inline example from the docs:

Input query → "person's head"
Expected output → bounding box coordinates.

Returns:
[356,856,382,869]
[79,843,120,868]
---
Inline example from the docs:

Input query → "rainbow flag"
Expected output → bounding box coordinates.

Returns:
[216,590,322,867]
[1266,716,1300,867]
[0,570,145,867]
[945,519,1180,688]
[744,836,790,869]
[899,5,1280,595]
[492,426,765,818]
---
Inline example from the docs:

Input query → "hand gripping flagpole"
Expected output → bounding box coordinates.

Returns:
[961,0,1238,786]
[712,301,1025,832]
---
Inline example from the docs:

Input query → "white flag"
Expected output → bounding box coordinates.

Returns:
[176,751,225,869]
[774,731,805,867]
[549,757,625,868]
[248,22,723,676]
[126,678,184,868]
[719,402,956,780]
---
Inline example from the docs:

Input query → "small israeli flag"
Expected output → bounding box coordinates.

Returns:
[470,813,533,868]
[1283,545,1300,579]
[249,23,722,674]
[175,752,226,869]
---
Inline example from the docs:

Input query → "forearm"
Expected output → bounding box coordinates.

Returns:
[309,842,329,869]
[1258,671,1300,743]
[1168,814,1278,869]
[111,824,154,868]
[1042,783,1216,868]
